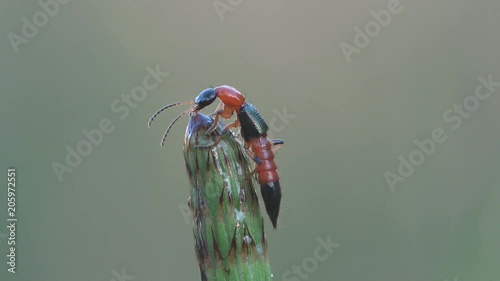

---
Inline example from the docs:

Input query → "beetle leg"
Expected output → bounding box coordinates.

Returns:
[220,118,240,136]
[244,169,257,182]
[271,139,284,153]
[243,140,284,182]
[209,118,240,147]
[243,144,262,181]
[205,101,224,135]
[245,145,262,165]
[205,111,221,135]
[197,119,241,148]
[209,101,223,117]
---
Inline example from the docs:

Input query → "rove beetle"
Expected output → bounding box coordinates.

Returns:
[148,85,284,228]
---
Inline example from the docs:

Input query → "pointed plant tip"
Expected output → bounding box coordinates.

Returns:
[183,112,273,280]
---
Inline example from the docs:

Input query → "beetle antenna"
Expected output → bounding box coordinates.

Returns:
[148,100,194,127]
[160,108,191,147]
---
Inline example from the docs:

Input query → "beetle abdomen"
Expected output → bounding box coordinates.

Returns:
[260,181,281,229]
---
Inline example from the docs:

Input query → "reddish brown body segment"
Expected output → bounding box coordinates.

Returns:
[215,85,246,113]
[248,136,279,185]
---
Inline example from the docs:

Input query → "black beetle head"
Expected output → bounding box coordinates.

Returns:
[193,88,217,111]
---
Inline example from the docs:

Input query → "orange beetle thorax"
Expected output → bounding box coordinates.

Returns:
[215,85,246,112]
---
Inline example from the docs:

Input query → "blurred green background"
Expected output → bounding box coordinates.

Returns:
[1,1,499,280]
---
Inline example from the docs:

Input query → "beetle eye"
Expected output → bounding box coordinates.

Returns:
[194,88,216,110]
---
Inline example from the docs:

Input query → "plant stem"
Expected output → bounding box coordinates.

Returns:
[183,113,272,281]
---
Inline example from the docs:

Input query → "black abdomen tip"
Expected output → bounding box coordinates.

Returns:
[260,181,282,228]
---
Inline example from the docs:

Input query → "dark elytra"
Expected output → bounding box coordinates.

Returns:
[237,103,269,141]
